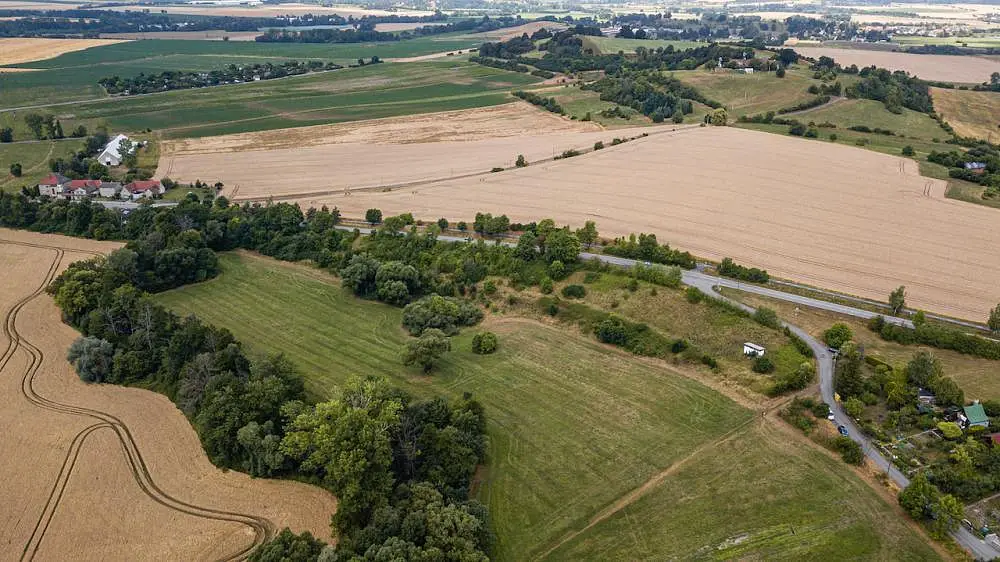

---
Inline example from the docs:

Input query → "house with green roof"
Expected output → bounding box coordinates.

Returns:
[963,403,990,429]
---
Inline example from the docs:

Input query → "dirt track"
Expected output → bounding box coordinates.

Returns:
[0,229,337,561]
[157,105,672,200]
[302,126,1000,321]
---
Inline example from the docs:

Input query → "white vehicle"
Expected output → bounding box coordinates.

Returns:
[827,412,836,421]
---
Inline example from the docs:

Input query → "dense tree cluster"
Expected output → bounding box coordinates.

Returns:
[478,32,536,58]
[511,90,564,114]
[583,70,712,122]
[717,257,769,283]
[603,233,696,268]
[99,60,340,95]
[868,315,1000,360]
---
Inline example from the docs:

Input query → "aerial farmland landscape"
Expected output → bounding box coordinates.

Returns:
[6,0,1000,560]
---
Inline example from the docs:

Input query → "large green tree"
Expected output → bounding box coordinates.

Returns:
[402,328,451,373]
[889,285,906,315]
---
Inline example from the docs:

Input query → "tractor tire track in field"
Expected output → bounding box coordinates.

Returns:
[0,239,275,562]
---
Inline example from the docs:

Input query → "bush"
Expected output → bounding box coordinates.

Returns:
[937,421,963,439]
[627,278,639,292]
[402,295,483,336]
[823,322,853,349]
[752,307,780,329]
[833,436,863,465]
[631,263,682,287]
[540,277,554,294]
[784,326,814,357]
[671,339,689,353]
[483,280,497,295]
[752,355,775,374]
[594,141,604,151]
[685,286,704,303]
[770,361,815,395]
[902,145,915,156]
[471,331,499,354]
[67,336,115,383]
[829,133,838,141]
[561,284,586,299]
[515,154,527,167]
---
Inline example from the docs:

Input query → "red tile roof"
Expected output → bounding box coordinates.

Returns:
[67,179,102,189]
[40,174,64,186]
[125,180,161,192]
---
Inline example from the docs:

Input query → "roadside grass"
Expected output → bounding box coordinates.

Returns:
[547,422,941,561]
[581,36,703,55]
[946,182,1000,209]
[155,252,755,561]
[0,140,80,191]
[791,98,945,140]
[931,87,1000,142]
[719,288,1000,402]
[672,66,819,118]
[156,252,941,561]
[0,35,486,107]
[36,61,539,138]
[567,271,808,393]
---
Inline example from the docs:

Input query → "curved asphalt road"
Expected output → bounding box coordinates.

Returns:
[343,229,996,558]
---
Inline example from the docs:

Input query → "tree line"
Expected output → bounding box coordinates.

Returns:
[256,15,525,44]
[99,60,341,95]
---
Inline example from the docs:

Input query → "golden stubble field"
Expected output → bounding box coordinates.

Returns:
[931,86,1000,141]
[0,229,337,561]
[793,46,1000,83]
[157,104,675,200]
[0,38,130,66]
[308,126,1000,322]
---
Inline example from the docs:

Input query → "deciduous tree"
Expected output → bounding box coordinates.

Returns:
[889,285,906,315]
[402,328,451,373]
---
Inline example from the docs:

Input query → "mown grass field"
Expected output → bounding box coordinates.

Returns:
[0,140,80,191]
[582,36,703,55]
[721,288,1000,402]
[156,252,940,561]
[792,98,945,140]
[29,60,539,138]
[672,67,821,118]
[0,35,487,107]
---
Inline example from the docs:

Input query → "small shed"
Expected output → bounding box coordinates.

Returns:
[743,342,765,357]
[964,403,990,429]
[917,388,936,405]
[965,162,987,174]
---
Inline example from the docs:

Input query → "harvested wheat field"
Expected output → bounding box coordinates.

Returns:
[314,126,1000,321]
[794,47,1000,83]
[0,38,130,66]
[932,86,1000,141]
[159,105,675,200]
[99,31,262,41]
[99,3,432,18]
[0,229,337,561]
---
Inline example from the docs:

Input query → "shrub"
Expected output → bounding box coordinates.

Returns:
[548,260,566,280]
[365,208,383,225]
[471,331,499,354]
[752,307,780,329]
[594,141,604,150]
[784,326,814,357]
[583,271,601,284]
[540,277,554,294]
[829,133,838,141]
[402,295,483,336]
[561,284,586,299]
[491,167,504,173]
[67,336,115,383]
[833,436,863,465]
[515,154,527,167]
[752,355,775,374]
[823,322,853,349]
[902,145,915,156]
[937,421,963,439]
[627,278,639,292]
[701,355,719,369]
[631,264,682,287]
[671,339,689,353]
[685,286,704,303]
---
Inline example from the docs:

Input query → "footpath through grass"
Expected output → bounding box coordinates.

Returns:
[155,252,940,561]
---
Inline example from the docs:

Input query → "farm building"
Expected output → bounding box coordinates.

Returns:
[963,403,990,429]
[38,174,69,197]
[121,180,164,200]
[98,134,133,166]
[743,342,765,357]
[965,162,987,174]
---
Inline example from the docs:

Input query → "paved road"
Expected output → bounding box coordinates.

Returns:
[343,227,999,558]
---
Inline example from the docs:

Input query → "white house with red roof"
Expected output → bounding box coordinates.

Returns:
[121,180,164,200]
[38,174,70,197]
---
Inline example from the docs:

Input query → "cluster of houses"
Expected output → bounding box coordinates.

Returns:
[38,174,164,201]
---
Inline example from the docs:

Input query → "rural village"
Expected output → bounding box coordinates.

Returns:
[6,0,1000,561]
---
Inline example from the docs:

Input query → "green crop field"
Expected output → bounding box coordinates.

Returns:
[0,35,487,107]
[792,98,945,140]
[895,35,1000,49]
[582,36,704,54]
[156,252,940,561]
[19,60,539,138]
[673,67,822,118]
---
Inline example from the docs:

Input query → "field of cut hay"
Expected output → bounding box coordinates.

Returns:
[157,105,678,200]
[98,31,262,41]
[793,47,1000,83]
[0,229,337,560]
[312,126,1000,322]
[0,38,129,66]
[932,86,1000,141]
[97,3,432,18]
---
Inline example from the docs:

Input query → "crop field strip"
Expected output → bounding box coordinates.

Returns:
[0,239,274,561]
[0,230,337,560]
[317,125,1000,321]
[792,46,1000,83]
[156,252,942,561]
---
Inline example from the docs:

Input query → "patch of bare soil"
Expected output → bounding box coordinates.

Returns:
[0,229,337,561]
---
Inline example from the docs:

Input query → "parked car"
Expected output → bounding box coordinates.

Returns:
[827,412,836,421]
[838,425,849,437]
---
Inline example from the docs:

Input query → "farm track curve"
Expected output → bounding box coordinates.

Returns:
[0,238,275,562]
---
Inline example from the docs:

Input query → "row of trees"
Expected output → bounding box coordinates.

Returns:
[99,61,341,95]
[256,15,526,44]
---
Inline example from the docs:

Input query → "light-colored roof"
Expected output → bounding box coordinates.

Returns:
[99,134,130,161]
[965,403,989,424]
[743,342,765,350]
